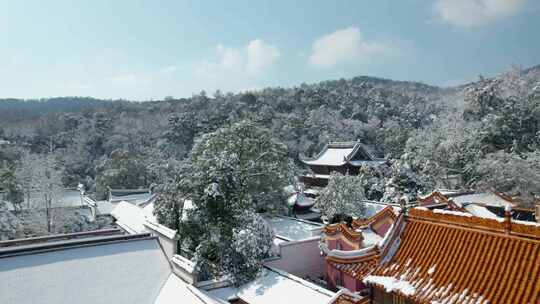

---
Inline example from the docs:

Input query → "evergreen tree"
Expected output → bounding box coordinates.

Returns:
[163,120,289,285]
[315,173,367,222]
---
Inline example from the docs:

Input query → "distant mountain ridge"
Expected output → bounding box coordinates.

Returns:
[0,64,538,126]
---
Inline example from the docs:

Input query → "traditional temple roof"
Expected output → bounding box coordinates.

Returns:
[301,142,386,167]
[364,208,540,304]
[418,189,515,208]
[352,205,397,229]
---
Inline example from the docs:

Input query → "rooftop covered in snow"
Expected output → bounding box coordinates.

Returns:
[0,232,200,304]
[266,215,323,242]
[206,267,335,304]
[300,141,385,167]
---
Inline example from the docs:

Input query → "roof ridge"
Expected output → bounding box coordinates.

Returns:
[409,208,540,240]
[0,233,154,259]
[327,141,361,148]
[0,228,124,248]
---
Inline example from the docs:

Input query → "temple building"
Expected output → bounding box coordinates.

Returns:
[318,204,540,304]
[363,207,540,303]
[320,204,398,293]
[300,141,387,188]
[418,189,538,223]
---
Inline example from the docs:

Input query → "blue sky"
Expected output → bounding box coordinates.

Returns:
[1,0,539,100]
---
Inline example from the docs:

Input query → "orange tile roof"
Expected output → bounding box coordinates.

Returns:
[366,208,540,304]
[328,254,379,280]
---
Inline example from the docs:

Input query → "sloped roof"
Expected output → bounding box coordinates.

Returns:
[419,190,514,208]
[234,267,335,304]
[155,273,218,304]
[301,142,383,167]
[0,234,174,304]
[365,208,540,304]
[111,201,155,234]
[266,216,322,241]
[451,191,513,207]
[112,201,177,239]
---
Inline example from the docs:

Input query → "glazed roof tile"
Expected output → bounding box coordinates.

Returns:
[366,208,540,304]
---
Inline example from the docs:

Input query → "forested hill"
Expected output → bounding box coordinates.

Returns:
[1,65,539,205]
[0,74,447,124]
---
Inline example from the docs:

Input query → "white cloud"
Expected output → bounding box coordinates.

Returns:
[434,0,527,28]
[196,39,280,78]
[246,39,280,73]
[217,45,243,69]
[309,27,391,68]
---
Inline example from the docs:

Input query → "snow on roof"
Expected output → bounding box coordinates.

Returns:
[302,145,356,166]
[144,220,177,240]
[432,209,472,217]
[451,192,511,207]
[348,160,387,167]
[229,267,334,304]
[463,204,500,220]
[96,199,116,214]
[205,286,239,304]
[143,201,156,219]
[154,273,217,304]
[112,201,155,234]
[0,236,173,304]
[359,228,383,247]
[362,202,388,218]
[363,275,416,296]
[110,192,157,206]
[266,216,322,241]
[326,245,377,259]
[301,142,385,167]
[287,193,316,208]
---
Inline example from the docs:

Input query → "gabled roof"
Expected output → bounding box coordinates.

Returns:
[301,142,385,167]
[364,208,540,304]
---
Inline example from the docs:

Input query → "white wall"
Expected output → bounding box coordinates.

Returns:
[143,224,177,260]
[264,237,324,278]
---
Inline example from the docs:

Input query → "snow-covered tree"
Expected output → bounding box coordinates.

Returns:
[151,160,187,229]
[381,160,425,204]
[19,154,65,233]
[0,200,23,240]
[474,151,540,207]
[193,211,274,285]
[168,120,288,284]
[94,149,149,200]
[0,169,24,211]
[315,173,367,222]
